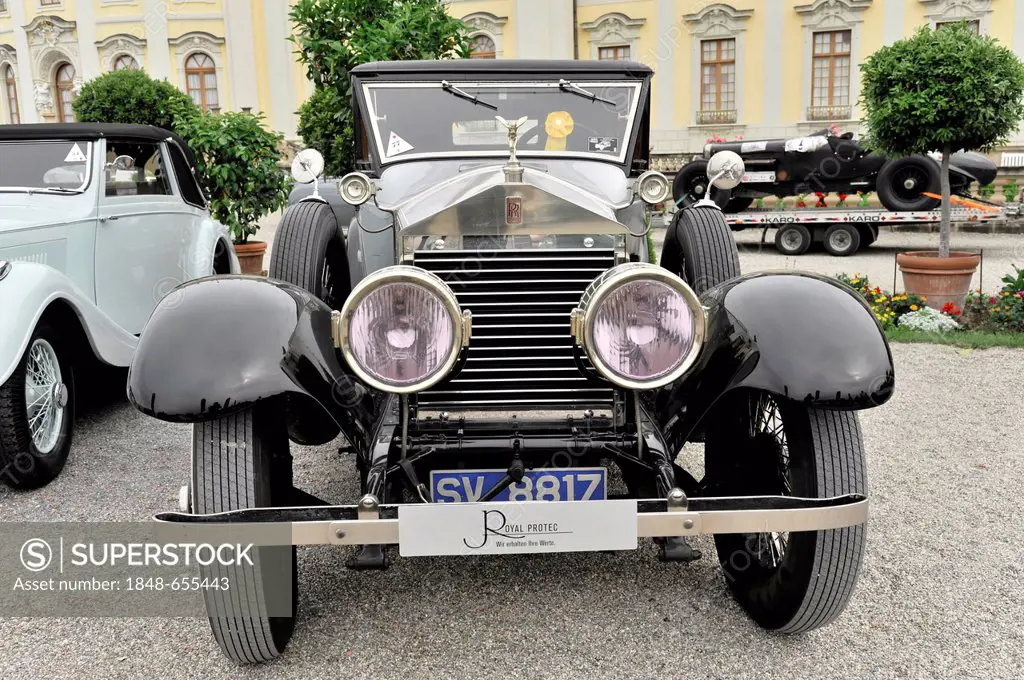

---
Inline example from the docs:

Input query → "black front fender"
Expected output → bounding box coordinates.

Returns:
[657,272,894,450]
[128,275,377,451]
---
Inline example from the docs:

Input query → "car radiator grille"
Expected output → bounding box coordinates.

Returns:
[412,248,617,412]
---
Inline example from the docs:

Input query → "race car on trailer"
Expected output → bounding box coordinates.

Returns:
[127,59,894,663]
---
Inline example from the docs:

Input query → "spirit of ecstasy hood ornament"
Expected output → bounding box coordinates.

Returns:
[496,115,528,182]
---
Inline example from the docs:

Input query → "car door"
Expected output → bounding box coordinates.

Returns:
[93,138,192,334]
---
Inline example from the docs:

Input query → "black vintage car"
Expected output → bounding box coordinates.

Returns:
[673,128,998,213]
[127,60,894,663]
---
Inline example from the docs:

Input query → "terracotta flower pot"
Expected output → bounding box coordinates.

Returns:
[896,250,980,310]
[234,240,268,276]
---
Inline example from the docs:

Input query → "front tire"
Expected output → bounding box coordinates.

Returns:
[0,323,75,489]
[661,206,741,295]
[193,402,297,663]
[705,390,867,632]
[269,201,350,310]
[269,201,348,445]
[877,156,941,212]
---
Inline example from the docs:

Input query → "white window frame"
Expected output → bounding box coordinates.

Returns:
[795,0,872,123]
[96,33,147,73]
[461,12,508,59]
[683,3,753,126]
[920,0,993,34]
[169,31,226,111]
[0,50,19,124]
[580,12,646,61]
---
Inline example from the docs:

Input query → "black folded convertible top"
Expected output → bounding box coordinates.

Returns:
[352,59,653,80]
[0,122,199,168]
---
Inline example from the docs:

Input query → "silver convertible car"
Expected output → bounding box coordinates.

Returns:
[128,60,893,663]
[0,123,237,488]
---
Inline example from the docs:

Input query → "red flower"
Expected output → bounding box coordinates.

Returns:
[941,302,962,316]
[989,296,999,304]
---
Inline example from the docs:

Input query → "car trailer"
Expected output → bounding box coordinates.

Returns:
[722,203,1018,256]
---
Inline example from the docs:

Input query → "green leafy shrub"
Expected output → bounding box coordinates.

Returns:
[860,25,1024,256]
[176,111,292,243]
[72,69,199,132]
[1002,178,1020,203]
[977,183,995,198]
[290,0,472,177]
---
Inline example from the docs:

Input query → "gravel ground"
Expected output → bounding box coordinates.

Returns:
[1,343,1023,679]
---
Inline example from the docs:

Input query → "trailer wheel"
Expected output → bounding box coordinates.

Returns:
[860,225,879,246]
[193,401,297,663]
[822,224,861,257]
[705,389,867,633]
[774,224,812,256]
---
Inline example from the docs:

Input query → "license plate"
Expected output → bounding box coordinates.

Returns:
[430,468,606,503]
[742,171,776,183]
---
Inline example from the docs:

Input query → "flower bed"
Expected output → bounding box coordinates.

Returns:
[835,267,1024,335]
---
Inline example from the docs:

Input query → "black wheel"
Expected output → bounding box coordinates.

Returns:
[269,201,348,445]
[723,196,754,214]
[774,224,812,256]
[661,206,741,295]
[0,323,75,489]
[193,401,297,663]
[672,161,730,209]
[704,390,867,633]
[877,156,941,212]
[269,201,350,310]
[860,225,879,246]
[822,224,861,257]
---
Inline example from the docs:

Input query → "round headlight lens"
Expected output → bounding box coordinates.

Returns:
[577,265,704,389]
[636,171,671,205]
[338,172,375,206]
[341,267,463,393]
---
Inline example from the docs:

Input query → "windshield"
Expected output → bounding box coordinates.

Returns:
[362,81,641,165]
[0,140,92,193]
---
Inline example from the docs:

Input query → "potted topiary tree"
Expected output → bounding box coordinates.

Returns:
[177,111,292,273]
[860,23,1024,308]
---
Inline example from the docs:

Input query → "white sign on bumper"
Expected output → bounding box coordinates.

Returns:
[398,500,638,557]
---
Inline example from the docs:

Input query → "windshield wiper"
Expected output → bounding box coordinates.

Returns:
[558,79,617,106]
[441,80,498,110]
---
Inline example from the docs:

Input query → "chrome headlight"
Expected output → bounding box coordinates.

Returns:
[338,266,470,393]
[571,263,705,390]
[634,170,671,205]
[338,171,376,206]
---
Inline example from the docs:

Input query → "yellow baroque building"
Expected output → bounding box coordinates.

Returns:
[2,0,1022,167]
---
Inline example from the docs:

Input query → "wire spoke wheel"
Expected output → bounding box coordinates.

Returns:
[744,392,792,571]
[23,338,66,455]
[704,389,868,633]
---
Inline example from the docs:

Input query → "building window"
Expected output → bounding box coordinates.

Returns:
[112,54,140,71]
[39,0,60,5]
[469,34,496,59]
[598,45,630,61]
[937,20,980,32]
[4,65,18,124]
[810,30,851,117]
[55,62,76,122]
[185,52,218,111]
[700,38,736,123]
[0,1,8,13]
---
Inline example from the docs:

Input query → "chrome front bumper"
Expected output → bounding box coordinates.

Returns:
[156,493,867,549]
